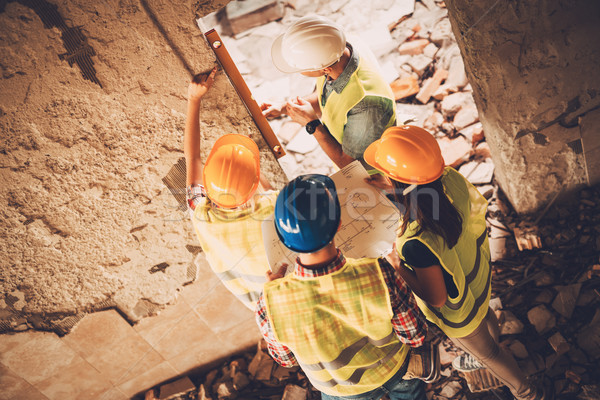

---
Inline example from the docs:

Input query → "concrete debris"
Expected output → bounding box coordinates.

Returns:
[459,122,484,145]
[527,305,556,334]
[445,56,468,91]
[452,104,479,130]
[437,135,472,168]
[440,92,471,117]
[458,160,494,185]
[430,18,453,45]
[423,42,439,59]
[407,54,433,76]
[439,380,462,398]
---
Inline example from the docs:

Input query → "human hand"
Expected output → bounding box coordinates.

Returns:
[364,173,393,192]
[266,264,288,281]
[285,96,318,126]
[260,102,286,119]
[385,243,401,270]
[188,66,217,102]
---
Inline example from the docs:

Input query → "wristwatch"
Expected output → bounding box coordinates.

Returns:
[305,119,322,135]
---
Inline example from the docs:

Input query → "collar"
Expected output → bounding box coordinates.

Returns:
[294,249,346,278]
[326,43,359,94]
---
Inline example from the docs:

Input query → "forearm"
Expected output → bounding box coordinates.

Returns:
[313,125,355,169]
[396,266,429,302]
[184,99,203,186]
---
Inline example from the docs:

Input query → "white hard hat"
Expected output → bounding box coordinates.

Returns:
[271,15,346,73]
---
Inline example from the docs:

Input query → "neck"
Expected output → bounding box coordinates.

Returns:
[298,242,338,269]
[327,47,351,80]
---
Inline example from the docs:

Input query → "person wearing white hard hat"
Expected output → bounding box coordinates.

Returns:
[261,15,397,172]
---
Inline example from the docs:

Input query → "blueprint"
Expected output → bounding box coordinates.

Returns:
[262,161,400,275]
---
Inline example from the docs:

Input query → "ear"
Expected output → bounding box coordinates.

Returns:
[323,66,334,75]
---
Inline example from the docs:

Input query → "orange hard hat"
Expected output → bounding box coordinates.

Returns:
[203,134,260,208]
[364,125,445,184]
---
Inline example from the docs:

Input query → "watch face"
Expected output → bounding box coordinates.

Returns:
[306,120,320,134]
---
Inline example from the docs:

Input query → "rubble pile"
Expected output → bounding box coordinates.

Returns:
[138,1,600,399]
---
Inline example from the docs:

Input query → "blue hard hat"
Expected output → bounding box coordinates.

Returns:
[274,174,341,253]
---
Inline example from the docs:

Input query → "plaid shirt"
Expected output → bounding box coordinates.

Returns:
[255,250,427,368]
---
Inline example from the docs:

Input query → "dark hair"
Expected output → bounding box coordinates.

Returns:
[391,178,463,249]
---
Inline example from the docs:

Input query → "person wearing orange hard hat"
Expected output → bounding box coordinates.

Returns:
[184,67,278,310]
[260,15,396,173]
[364,125,552,400]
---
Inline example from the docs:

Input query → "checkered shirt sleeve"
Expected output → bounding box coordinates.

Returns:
[255,294,298,368]
[186,183,206,211]
[379,258,428,347]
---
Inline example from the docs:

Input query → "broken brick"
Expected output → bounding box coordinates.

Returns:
[508,340,529,359]
[416,68,448,104]
[398,39,431,55]
[390,75,420,100]
[159,376,195,400]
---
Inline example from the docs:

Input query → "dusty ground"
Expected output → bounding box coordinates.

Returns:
[0,0,286,325]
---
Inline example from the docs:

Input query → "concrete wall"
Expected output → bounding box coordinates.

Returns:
[445,0,600,214]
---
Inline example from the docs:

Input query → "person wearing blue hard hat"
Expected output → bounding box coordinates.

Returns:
[255,174,429,400]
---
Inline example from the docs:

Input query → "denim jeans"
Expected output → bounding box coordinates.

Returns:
[320,361,426,400]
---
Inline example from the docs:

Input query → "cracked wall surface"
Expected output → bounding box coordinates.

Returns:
[445,0,600,214]
[0,0,286,331]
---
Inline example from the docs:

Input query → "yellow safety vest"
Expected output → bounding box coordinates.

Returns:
[316,46,396,144]
[191,191,277,310]
[396,167,491,338]
[264,258,409,396]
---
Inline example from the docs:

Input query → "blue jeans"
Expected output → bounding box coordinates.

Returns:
[320,362,426,400]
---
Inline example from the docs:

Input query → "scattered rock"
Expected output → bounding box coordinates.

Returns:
[497,310,525,335]
[390,75,420,100]
[158,376,196,400]
[527,305,556,334]
[437,135,472,168]
[398,38,430,55]
[548,332,570,356]
[407,54,433,76]
[551,284,581,319]
[452,104,479,130]
[458,159,494,184]
[416,68,448,104]
[508,340,529,359]
[440,92,471,117]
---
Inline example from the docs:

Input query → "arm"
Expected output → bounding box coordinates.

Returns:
[184,67,217,186]
[255,294,298,367]
[285,96,355,168]
[386,244,448,308]
[379,258,427,347]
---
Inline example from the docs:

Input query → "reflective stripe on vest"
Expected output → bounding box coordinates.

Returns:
[396,167,491,338]
[191,191,277,310]
[316,46,396,144]
[264,258,409,396]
